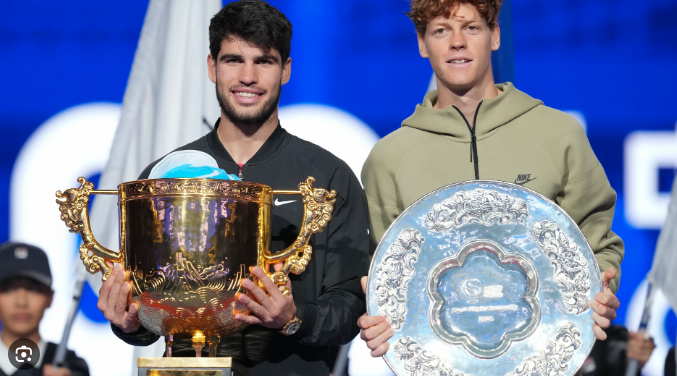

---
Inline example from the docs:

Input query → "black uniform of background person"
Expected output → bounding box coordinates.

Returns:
[0,243,89,376]
[111,121,371,376]
[582,326,636,376]
[581,325,659,376]
[666,347,676,376]
[0,344,88,376]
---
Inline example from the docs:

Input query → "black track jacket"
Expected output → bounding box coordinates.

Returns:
[112,120,370,376]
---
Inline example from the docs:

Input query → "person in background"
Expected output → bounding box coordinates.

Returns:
[666,346,676,376]
[0,242,89,376]
[581,325,655,376]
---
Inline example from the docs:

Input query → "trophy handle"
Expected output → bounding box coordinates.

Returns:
[266,177,336,292]
[56,177,122,281]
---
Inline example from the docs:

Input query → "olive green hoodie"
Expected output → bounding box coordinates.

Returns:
[362,82,623,292]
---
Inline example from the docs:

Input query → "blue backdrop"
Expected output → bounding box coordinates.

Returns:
[1,0,676,373]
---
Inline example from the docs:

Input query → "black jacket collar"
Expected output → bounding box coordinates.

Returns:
[207,118,288,165]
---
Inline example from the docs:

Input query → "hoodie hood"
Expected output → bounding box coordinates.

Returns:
[401,82,543,140]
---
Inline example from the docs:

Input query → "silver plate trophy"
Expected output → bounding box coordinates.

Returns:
[366,180,603,376]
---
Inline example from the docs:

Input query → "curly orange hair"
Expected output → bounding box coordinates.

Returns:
[406,0,502,34]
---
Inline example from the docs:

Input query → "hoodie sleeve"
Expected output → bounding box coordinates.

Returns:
[556,126,624,293]
[361,137,407,250]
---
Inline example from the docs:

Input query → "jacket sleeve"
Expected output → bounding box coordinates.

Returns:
[360,141,405,249]
[111,323,161,346]
[556,127,624,293]
[289,166,371,346]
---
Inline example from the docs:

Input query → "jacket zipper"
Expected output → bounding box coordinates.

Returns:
[452,101,483,180]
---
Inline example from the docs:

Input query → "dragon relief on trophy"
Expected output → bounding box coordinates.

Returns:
[532,221,591,314]
[425,189,529,231]
[56,177,119,279]
[507,322,582,376]
[135,251,251,335]
[138,251,247,299]
[373,229,424,330]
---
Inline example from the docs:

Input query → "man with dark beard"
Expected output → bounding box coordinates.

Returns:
[95,1,370,375]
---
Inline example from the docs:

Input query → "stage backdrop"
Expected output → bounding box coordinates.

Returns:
[1,1,675,375]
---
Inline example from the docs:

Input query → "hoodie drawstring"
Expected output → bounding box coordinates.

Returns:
[453,102,482,180]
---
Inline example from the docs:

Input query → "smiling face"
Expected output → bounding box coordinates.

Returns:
[418,3,500,94]
[208,36,291,128]
[0,277,52,338]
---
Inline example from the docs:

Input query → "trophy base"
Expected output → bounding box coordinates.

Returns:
[137,357,248,376]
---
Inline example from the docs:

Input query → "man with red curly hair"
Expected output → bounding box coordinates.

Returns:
[358,0,623,358]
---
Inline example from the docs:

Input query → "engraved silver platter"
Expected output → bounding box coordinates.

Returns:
[366,180,603,376]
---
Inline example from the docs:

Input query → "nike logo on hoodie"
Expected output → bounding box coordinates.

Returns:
[514,174,537,185]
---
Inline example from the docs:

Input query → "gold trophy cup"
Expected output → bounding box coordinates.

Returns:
[56,177,335,375]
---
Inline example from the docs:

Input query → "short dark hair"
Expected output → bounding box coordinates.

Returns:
[0,276,52,296]
[209,0,293,63]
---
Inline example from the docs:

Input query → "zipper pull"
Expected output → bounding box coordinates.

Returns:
[238,165,244,180]
[470,144,473,162]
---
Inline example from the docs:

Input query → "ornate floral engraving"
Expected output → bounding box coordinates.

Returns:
[425,189,528,231]
[267,177,336,291]
[532,221,591,314]
[507,322,581,376]
[122,179,269,202]
[56,177,121,280]
[393,337,467,376]
[374,229,424,330]
[56,177,94,234]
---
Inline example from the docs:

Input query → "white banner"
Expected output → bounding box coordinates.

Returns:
[87,0,222,373]
[648,176,677,311]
